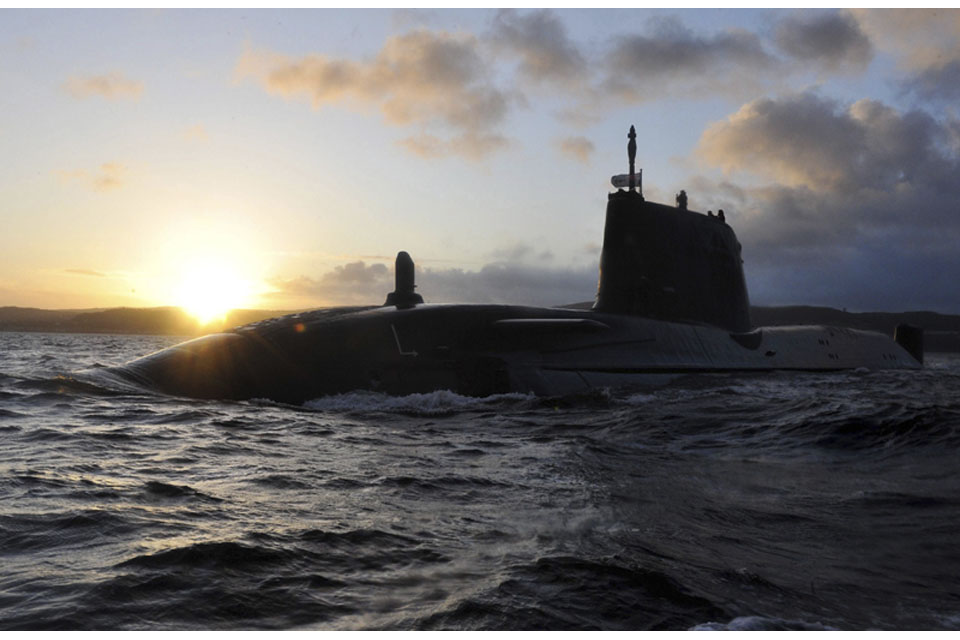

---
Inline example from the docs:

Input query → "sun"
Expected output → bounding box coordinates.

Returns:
[174,258,255,325]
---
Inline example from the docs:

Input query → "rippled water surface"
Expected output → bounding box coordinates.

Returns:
[2,331,960,630]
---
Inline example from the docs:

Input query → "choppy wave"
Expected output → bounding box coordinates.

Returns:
[2,333,960,629]
[302,389,535,415]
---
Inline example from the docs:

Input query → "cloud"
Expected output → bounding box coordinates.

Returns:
[236,29,517,160]
[900,59,960,103]
[484,243,554,264]
[64,268,107,277]
[64,72,143,100]
[557,136,594,163]
[182,124,209,142]
[949,118,960,154]
[397,131,510,160]
[235,12,898,158]
[492,9,782,124]
[267,256,598,308]
[267,261,392,306]
[420,262,597,306]
[55,162,128,192]
[851,9,960,103]
[852,9,960,71]
[490,9,587,88]
[391,9,438,29]
[697,93,951,194]
[92,163,127,191]
[773,10,872,73]
[327,260,390,285]
[602,16,776,101]
[693,93,960,311]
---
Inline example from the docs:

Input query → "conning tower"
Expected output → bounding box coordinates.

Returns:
[594,126,751,333]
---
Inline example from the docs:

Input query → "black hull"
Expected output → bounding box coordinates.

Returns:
[113,304,921,403]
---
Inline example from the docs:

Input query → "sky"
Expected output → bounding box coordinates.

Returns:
[2,8,959,319]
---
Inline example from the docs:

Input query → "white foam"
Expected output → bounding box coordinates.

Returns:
[620,391,656,405]
[690,615,837,631]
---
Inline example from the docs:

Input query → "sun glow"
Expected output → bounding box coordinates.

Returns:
[174,258,256,324]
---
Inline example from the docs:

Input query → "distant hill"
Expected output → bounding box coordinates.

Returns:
[0,306,287,337]
[1,303,959,351]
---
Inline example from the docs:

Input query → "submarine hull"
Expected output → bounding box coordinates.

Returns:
[114,304,921,403]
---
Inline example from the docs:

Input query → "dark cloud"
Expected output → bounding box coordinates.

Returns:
[420,262,597,306]
[694,93,960,312]
[851,9,960,104]
[236,12,901,158]
[486,243,555,263]
[774,11,872,72]
[490,9,587,87]
[739,212,960,313]
[268,258,598,308]
[949,118,960,154]
[603,16,776,100]
[488,243,534,262]
[267,261,391,306]
[901,59,960,103]
[851,9,960,70]
[236,30,516,160]
[326,261,389,284]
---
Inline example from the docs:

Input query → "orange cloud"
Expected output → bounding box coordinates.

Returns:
[236,30,516,159]
[182,124,209,142]
[397,131,510,161]
[557,136,594,164]
[697,93,954,195]
[65,72,143,100]
[56,162,128,192]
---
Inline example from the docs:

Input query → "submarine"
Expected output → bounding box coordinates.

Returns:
[114,126,923,403]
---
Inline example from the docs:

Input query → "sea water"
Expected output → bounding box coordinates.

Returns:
[1,331,959,630]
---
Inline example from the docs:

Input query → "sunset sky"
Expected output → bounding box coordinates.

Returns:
[2,8,959,318]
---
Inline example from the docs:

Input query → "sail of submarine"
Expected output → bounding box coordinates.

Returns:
[114,126,923,402]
